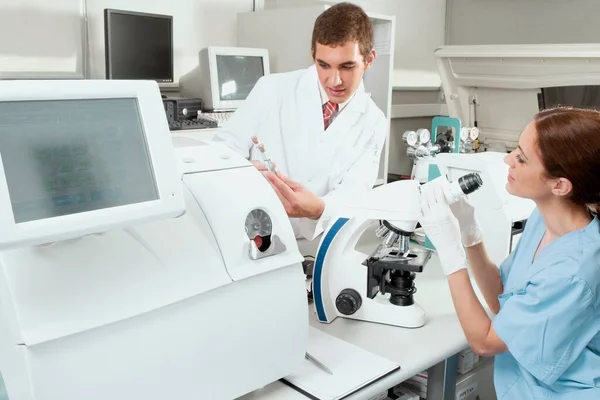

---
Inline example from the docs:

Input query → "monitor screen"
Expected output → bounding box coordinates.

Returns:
[539,85,600,110]
[104,10,173,82]
[0,98,159,223]
[216,55,265,101]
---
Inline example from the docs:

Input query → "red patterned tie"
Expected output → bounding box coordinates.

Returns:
[323,100,339,130]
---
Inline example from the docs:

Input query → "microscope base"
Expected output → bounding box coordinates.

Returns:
[345,294,426,328]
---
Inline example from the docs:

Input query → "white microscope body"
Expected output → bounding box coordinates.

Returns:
[313,174,482,328]
[0,80,307,400]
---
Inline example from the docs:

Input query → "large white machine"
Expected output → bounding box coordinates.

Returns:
[0,80,307,400]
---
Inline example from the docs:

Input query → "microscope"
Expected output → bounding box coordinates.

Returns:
[312,173,482,328]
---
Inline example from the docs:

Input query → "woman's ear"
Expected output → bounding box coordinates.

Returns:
[551,177,573,198]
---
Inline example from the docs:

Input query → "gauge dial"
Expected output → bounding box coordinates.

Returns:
[460,127,469,142]
[245,209,273,239]
[469,127,480,141]
[417,128,431,144]
[460,127,480,142]
[402,130,419,147]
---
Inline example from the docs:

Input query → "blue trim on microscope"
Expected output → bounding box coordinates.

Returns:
[314,217,350,322]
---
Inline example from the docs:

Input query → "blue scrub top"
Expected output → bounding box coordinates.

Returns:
[492,208,600,399]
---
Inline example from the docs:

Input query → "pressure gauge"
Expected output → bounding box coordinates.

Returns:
[417,128,431,145]
[460,127,470,142]
[245,209,273,239]
[469,127,480,141]
[402,130,419,147]
[460,127,480,142]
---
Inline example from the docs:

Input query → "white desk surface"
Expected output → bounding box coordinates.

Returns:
[170,128,217,139]
[238,226,490,400]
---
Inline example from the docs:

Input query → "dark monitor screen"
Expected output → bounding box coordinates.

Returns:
[216,55,265,101]
[104,9,173,82]
[0,98,159,223]
[539,85,600,110]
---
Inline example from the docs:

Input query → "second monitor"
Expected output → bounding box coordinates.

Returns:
[179,46,270,112]
[104,9,174,83]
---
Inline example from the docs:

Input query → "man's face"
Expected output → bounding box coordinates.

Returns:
[313,41,375,104]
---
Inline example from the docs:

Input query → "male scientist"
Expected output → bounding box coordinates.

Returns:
[212,2,388,240]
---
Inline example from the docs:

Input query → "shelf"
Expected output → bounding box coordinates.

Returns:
[390,104,448,119]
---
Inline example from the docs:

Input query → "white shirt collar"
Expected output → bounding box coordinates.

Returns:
[318,80,357,112]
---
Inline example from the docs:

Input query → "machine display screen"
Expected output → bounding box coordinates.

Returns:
[540,85,600,110]
[0,98,159,223]
[216,55,265,101]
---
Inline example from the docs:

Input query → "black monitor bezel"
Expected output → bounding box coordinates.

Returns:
[104,8,174,83]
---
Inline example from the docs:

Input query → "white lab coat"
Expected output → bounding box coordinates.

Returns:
[212,64,388,240]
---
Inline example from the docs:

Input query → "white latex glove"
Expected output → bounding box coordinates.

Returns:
[420,179,467,276]
[450,196,484,248]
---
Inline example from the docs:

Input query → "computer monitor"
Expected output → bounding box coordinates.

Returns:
[104,9,174,83]
[179,46,270,111]
[0,80,184,249]
[539,85,600,110]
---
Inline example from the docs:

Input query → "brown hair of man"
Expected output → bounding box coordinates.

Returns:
[534,107,600,212]
[311,2,374,62]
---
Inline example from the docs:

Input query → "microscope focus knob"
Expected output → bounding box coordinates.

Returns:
[336,289,362,316]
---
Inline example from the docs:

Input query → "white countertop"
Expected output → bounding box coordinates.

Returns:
[238,226,490,400]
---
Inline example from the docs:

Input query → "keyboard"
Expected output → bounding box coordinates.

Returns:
[200,111,234,127]
[169,116,218,131]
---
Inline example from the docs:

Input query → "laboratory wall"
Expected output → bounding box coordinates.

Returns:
[350,0,446,89]
[1,0,446,88]
[446,0,600,45]
[0,0,85,78]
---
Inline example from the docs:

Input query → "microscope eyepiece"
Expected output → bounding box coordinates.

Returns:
[443,172,483,204]
[458,172,483,195]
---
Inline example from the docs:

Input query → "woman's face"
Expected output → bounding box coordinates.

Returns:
[504,121,555,202]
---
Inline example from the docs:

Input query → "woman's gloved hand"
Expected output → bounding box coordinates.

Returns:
[419,178,467,276]
[450,196,484,248]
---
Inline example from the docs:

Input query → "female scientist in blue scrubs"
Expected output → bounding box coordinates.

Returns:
[420,107,600,399]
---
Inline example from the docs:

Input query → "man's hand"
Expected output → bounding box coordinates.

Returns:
[250,160,276,172]
[263,171,324,219]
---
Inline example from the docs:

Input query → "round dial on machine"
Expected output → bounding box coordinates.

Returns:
[417,128,431,145]
[402,130,419,147]
[245,209,273,251]
[335,289,362,316]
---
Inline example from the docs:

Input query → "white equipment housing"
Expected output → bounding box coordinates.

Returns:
[435,152,535,267]
[435,44,600,152]
[0,80,307,400]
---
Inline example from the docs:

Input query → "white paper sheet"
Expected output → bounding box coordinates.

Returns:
[283,327,400,400]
